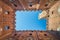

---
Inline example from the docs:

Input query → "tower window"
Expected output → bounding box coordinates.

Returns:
[45,2,49,7]
[52,11,53,14]
[5,11,10,14]
[29,2,33,7]
[44,34,48,36]
[13,4,17,7]
[4,26,10,30]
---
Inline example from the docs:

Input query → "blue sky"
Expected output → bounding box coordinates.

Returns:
[15,10,46,31]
